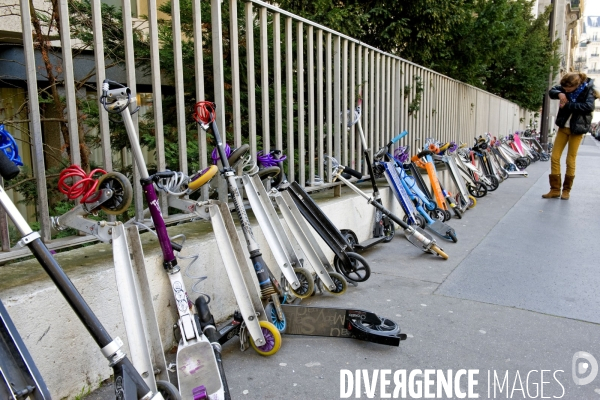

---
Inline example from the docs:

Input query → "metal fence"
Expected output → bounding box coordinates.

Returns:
[0,0,531,260]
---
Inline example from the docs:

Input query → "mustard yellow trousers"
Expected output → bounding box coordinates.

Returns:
[550,127,584,176]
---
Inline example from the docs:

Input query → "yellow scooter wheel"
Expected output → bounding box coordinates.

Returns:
[250,321,282,356]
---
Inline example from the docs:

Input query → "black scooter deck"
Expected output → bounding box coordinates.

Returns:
[353,236,387,251]
[280,304,406,346]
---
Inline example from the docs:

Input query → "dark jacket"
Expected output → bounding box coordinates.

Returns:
[549,78,596,134]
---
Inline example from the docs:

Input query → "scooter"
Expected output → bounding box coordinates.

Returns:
[0,135,171,399]
[339,99,395,251]
[101,80,232,398]
[372,135,458,243]
[326,158,449,260]
[192,100,406,346]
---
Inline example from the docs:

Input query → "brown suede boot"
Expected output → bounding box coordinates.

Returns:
[561,175,574,200]
[542,174,561,198]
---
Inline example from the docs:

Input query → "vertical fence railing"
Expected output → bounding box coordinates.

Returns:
[1,0,532,259]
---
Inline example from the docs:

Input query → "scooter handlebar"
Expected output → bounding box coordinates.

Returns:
[390,130,408,144]
[342,165,362,179]
[416,149,434,158]
[0,150,20,181]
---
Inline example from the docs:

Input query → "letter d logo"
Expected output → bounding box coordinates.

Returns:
[572,351,598,385]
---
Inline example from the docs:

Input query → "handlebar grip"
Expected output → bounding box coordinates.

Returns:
[153,170,176,179]
[0,151,20,180]
[390,130,408,144]
[342,166,362,179]
[416,149,434,158]
[171,241,183,252]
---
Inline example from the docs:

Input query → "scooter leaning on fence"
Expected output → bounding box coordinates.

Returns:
[323,156,449,260]
[192,99,406,346]
[0,132,170,400]
[372,133,458,243]
[337,99,396,251]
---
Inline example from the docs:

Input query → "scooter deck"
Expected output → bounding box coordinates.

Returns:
[177,339,225,400]
[280,304,406,346]
[427,220,455,240]
[354,236,387,251]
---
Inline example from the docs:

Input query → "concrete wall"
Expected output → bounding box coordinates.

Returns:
[0,185,405,399]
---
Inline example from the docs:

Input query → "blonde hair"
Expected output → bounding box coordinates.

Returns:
[561,72,600,98]
[560,72,586,88]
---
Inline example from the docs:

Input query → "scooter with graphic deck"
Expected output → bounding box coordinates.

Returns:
[101,80,235,399]
[192,100,406,346]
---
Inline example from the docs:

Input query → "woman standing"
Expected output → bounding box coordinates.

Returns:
[542,72,597,200]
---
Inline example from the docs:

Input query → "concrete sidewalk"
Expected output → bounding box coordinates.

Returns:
[218,136,600,399]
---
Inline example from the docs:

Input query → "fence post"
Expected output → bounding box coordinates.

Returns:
[20,0,51,242]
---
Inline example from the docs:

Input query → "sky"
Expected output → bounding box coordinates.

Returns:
[586,0,600,16]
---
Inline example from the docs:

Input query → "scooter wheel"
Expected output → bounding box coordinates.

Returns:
[227,143,250,168]
[97,172,133,215]
[452,206,462,219]
[323,272,348,296]
[468,182,487,198]
[250,321,282,356]
[290,267,315,299]
[264,302,286,333]
[515,158,528,170]
[403,214,426,228]
[354,316,401,335]
[430,244,449,260]
[256,166,280,180]
[382,217,395,243]
[157,380,182,400]
[428,207,445,222]
[340,229,359,249]
[467,195,477,209]
[442,209,452,222]
[485,175,499,191]
[334,252,371,282]
[447,230,458,243]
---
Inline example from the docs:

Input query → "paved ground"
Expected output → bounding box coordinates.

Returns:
[86,135,600,399]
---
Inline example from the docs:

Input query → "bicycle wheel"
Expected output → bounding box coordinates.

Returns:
[334,252,371,282]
